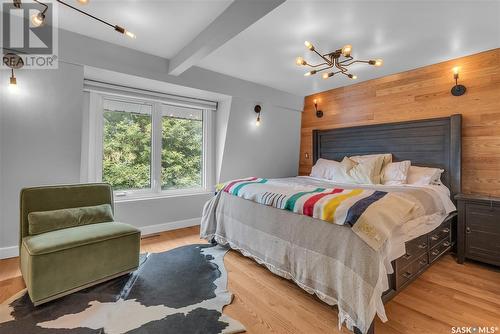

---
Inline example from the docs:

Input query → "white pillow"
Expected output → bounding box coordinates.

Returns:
[310,158,354,180]
[381,161,411,185]
[406,166,444,185]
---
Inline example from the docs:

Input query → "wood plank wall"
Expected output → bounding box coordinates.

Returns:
[300,48,500,196]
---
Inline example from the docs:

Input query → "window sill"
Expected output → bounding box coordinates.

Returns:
[113,189,214,203]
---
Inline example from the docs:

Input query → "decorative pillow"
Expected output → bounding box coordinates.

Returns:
[28,204,114,235]
[350,153,392,167]
[406,166,444,186]
[381,160,411,185]
[344,155,386,184]
[350,154,391,183]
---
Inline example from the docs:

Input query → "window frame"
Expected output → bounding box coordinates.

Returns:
[85,90,214,201]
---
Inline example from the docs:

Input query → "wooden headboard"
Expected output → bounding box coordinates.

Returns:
[312,114,462,199]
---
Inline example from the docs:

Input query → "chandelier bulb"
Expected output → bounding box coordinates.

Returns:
[322,72,333,79]
[374,59,383,67]
[304,70,317,77]
[342,44,352,57]
[31,11,45,27]
[304,41,315,51]
[296,57,307,66]
[77,0,89,4]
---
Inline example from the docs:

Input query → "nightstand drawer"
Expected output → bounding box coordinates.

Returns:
[465,203,500,266]
[428,220,451,248]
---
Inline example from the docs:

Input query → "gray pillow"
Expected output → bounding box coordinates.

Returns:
[28,204,114,235]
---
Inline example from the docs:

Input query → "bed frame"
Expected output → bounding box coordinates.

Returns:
[312,114,462,334]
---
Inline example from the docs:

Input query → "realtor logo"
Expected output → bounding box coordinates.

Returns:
[1,0,58,69]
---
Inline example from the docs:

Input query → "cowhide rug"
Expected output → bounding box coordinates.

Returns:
[0,244,245,334]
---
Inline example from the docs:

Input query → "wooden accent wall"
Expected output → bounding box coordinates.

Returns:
[300,48,500,196]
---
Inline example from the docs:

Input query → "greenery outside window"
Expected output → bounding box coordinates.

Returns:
[86,91,214,200]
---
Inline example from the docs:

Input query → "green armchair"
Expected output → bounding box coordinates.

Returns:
[20,183,140,305]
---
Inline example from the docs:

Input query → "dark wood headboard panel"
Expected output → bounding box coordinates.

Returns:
[313,114,462,199]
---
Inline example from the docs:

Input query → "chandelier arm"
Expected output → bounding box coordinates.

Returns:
[341,59,371,67]
[338,56,354,64]
[305,62,330,68]
[33,0,48,14]
[56,0,116,29]
[313,49,332,65]
[315,66,334,74]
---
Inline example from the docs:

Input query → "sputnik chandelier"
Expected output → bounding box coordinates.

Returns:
[296,41,383,80]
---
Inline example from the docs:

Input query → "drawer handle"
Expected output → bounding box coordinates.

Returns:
[466,227,471,234]
[403,253,412,260]
[431,250,440,256]
[441,228,450,233]
[443,241,451,247]
[402,271,412,278]
[419,260,427,266]
[430,235,439,241]
[418,243,427,249]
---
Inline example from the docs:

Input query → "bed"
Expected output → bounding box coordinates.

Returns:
[201,115,462,334]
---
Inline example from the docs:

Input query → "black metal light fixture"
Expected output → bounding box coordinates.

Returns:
[313,99,323,118]
[296,41,382,81]
[451,66,466,96]
[254,105,262,127]
[19,0,135,38]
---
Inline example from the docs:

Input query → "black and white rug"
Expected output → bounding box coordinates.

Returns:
[0,244,245,334]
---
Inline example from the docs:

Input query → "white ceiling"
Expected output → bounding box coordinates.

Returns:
[57,0,232,59]
[198,0,500,95]
[50,1,500,96]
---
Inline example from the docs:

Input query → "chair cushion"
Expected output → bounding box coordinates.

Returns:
[28,204,114,235]
[23,222,140,255]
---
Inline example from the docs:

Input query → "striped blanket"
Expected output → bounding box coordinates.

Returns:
[220,177,419,250]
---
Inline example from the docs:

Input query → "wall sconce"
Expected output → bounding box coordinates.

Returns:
[451,66,466,96]
[254,105,261,127]
[314,99,323,118]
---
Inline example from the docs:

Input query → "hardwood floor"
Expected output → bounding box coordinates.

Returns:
[2,226,499,333]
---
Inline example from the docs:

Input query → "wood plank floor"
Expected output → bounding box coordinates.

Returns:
[1,226,499,333]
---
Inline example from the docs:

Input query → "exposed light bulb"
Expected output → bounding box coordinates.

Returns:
[452,66,460,75]
[125,30,136,39]
[304,41,314,51]
[374,59,383,67]
[255,115,261,127]
[77,0,89,4]
[295,57,306,66]
[31,11,45,27]
[304,70,317,77]
[342,44,352,57]
[348,74,357,80]
[322,72,333,79]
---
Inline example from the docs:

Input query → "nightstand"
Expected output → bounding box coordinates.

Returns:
[455,194,500,266]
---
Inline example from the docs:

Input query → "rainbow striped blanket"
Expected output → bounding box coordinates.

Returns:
[220,177,419,250]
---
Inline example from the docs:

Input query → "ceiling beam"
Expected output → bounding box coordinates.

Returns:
[168,0,285,76]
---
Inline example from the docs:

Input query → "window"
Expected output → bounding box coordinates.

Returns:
[84,90,214,199]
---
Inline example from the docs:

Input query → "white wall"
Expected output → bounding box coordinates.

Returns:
[0,30,303,256]
[219,97,301,181]
[0,62,84,254]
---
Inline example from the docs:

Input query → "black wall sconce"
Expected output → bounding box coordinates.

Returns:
[254,105,261,127]
[451,66,466,96]
[314,99,323,118]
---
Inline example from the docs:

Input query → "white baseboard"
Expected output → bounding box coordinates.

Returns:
[139,217,201,236]
[0,218,201,260]
[0,246,18,260]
